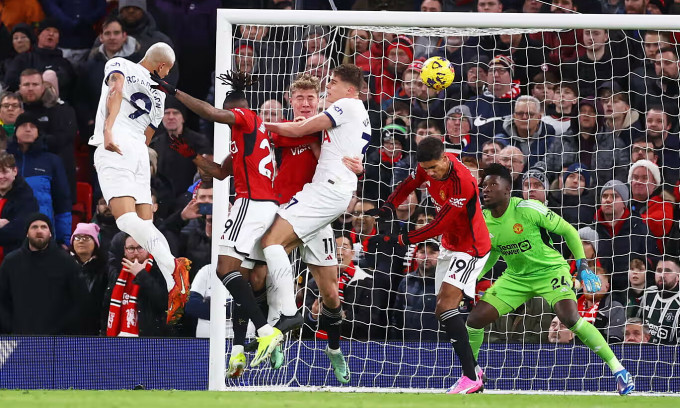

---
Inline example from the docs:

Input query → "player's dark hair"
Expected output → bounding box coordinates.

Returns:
[416,136,445,162]
[483,163,513,186]
[332,64,363,91]
[217,70,255,106]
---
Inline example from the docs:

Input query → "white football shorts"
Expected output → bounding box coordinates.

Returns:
[94,136,151,205]
[435,249,490,299]
[218,198,278,269]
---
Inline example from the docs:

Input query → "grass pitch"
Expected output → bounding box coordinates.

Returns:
[0,390,677,408]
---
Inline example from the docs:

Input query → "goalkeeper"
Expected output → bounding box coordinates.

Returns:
[466,164,634,396]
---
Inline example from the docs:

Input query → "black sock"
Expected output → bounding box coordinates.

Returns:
[221,270,267,329]
[253,288,269,318]
[232,302,248,346]
[440,309,477,380]
[320,304,343,350]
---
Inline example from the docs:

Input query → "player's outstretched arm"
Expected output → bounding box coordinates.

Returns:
[175,90,236,125]
[193,154,232,181]
[104,72,124,155]
[264,112,332,138]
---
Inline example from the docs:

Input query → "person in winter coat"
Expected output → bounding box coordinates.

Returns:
[0,151,39,264]
[0,213,86,334]
[69,223,109,335]
[6,113,71,245]
[362,123,415,203]
[547,163,597,227]
[577,266,626,343]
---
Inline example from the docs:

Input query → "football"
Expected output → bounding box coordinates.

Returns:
[420,56,455,91]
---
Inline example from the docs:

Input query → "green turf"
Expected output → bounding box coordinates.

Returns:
[0,391,676,408]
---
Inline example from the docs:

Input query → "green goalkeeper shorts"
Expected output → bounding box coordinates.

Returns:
[480,266,576,316]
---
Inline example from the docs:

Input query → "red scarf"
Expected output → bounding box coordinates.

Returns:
[350,227,376,252]
[595,207,631,237]
[498,81,522,100]
[380,150,402,164]
[577,295,600,324]
[106,256,154,337]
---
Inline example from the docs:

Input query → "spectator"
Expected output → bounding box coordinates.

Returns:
[630,137,658,165]
[479,139,505,169]
[69,223,108,335]
[543,80,578,136]
[17,69,77,199]
[632,106,680,187]
[522,161,549,204]
[495,144,525,195]
[637,257,680,344]
[363,124,415,202]
[466,55,520,125]
[530,71,559,109]
[259,99,284,124]
[626,258,649,319]
[522,0,544,12]
[577,267,626,342]
[488,34,548,92]
[4,18,76,102]
[77,16,141,136]
[462,156,481,185]
[496,95,556,169]
[647,0,671,13]
[546,98,629,186]
[40,0,107,67]
[105,234,170,337]
[623,317,651,343]
[449,55,489,104]
[598,82,642,146]
[413,0,444,60]
[477,0,503,12]
[0,151,39,263]
[548,163,596,227]
[150,96,211,198]
[147,148,175,221]
[92,195,119,254]
[529,0,584,66]
[631,46,680,116]
[624,0,646,13]
[0,213,86,335]
[414,120,444,146]
[348,200,378,267]
[629,30,672,111]
[0,91,23,138]
[0,24,35,80]
[601,0,625,13]
[391,240,440,341]
[595,180,658,303]
[342,28,371,66]
[0,0,45,32]
[547,315,575,344]
[443,105,474,156]
[6,113,71,246]
[117,0,173,56]
[372,35,414,103]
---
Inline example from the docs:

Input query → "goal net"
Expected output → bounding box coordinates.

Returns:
[209,9,680,393]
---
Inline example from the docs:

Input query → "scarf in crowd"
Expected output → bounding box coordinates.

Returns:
[106,256,154,337]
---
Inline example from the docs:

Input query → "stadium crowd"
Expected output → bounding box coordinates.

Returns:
[0,0,678,346]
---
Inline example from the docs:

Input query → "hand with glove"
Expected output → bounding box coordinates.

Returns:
[364,202,396,220]
[169,135,197,159]
[375,233,410,247]
[576,258,601,293]
[150,70,177,96]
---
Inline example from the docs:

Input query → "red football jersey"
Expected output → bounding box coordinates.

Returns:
[270,129,319,205]
[229,108,277,202]
[387,153,491,257]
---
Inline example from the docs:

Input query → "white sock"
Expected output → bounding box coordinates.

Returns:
[257,324,274,337]
[116,212,175,291]
[265,272,281,325]
[231,345,244,356]
[263,245,298,316]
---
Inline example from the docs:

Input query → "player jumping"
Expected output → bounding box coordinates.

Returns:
[467,164,635,395]
[368,136,491,394]
[262,64,371,383]
[90,43,190,324]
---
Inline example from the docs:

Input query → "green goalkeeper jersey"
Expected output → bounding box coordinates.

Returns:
[482,197,585,277]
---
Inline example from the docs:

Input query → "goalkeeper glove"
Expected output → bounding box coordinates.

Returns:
[150,70,177,96]
[576,258,601,293]
[364,202,396,220]
[169,135,197,159]
[376,233,409,247]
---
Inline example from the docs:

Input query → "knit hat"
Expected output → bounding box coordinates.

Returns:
[522,161,549,191]
[386,35,414,62]
[11,23,36,45]
[119,0,147,11]
[37,18,60,34]
[163,95,187,118]
[563,163,591,187]
[405,59,424,74]
[446,105,473,127]
[601,179,629,203]
[463,55,490,76]
[490,55,514,76]
[578,226,599,253]
[25,213,53,235]
[382,123,408,149]
[71,223,101,248]
[628,159,661,186]
[235,43,255,57]
[14,113,40,130]
[597,80,623,96]
[649,0,670,13]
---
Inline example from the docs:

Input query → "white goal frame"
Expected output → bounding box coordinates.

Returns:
[209,9,680,392]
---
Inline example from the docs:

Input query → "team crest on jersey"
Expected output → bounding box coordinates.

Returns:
[440,190,446,200]
[230,141,238,154]
[513,223,524,234]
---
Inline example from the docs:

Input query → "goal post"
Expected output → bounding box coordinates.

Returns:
[210,9,680,393]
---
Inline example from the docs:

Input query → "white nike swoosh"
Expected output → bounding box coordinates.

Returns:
[473,116,503,127]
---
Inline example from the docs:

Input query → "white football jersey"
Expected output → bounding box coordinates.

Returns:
[314,97,370,190]
[89,57,166,146]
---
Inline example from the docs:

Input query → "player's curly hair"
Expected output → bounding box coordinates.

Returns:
[290,73,320,94]
[217,70,256,105]
[482,163,513,186]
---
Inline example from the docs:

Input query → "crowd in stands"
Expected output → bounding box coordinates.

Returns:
[0,0,679,346]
